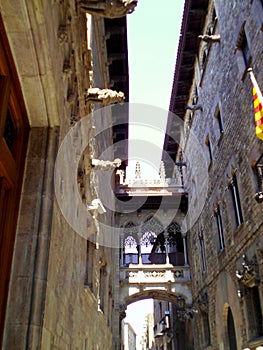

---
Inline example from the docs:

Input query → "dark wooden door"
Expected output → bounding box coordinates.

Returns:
[0,15,29,346]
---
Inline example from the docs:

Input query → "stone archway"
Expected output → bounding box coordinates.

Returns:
[215,272,242,349]
[127,289,182,306]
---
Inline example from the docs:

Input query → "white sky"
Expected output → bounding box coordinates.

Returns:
[125,0,185,348]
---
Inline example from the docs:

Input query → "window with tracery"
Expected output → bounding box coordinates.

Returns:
[123,223,139,265]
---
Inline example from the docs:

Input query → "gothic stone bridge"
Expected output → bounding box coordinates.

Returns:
[115,163,192,311]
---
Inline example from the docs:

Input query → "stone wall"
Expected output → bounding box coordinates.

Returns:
[182,0,263,349]
[1,0,121,349]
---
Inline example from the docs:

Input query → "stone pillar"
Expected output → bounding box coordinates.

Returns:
[182,234,189,266]
[164,229,170,265]
[3,127,59,349]
[120,235,124,267]
[138,223,142,265]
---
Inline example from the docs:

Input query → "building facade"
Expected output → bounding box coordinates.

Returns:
[0,1,130,349]
[164,0,263,349]
[122,321,137,350]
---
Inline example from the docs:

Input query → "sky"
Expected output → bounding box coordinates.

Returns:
[125,0,185,181]
[124,0,185,348]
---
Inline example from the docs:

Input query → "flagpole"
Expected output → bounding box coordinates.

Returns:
[248,67,263,140]
[248,68,263,104]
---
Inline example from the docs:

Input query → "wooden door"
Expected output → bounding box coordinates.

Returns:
[0,16,29,346]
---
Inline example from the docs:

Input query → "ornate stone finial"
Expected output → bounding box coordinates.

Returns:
[159,161,166,181]
[85,88,125,106]
[135,161,141,179]
[79,0,138,19]
[91,158,122,170]
[198,34,221,43]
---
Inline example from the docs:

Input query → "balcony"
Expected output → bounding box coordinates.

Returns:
[123,252,185,266]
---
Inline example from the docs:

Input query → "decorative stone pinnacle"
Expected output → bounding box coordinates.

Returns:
[159,161,166,180]
[135,161,141,179]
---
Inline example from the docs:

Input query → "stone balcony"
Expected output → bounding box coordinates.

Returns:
[119,262,192,306]
[120,264,191,285]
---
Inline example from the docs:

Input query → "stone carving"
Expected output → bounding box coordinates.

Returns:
[254,191,263,203]
[144,270,166,278]
[91,158,122,170]
[159,161,166,181]
[85,88,125,105]
[79,0,138,18]
[197,291,208,313]
[185,104,203,111]
[134,161,141,179]
[236,254,259,288]
[198,34,221,43]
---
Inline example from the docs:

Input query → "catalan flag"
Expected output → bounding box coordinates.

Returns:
[248,68,263,140]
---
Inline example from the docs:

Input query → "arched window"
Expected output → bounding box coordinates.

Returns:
[123,223,138,265]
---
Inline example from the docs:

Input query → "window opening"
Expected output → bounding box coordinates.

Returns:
[214,203,225,251]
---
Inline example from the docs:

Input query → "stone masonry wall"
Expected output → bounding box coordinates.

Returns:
[183,0,263,349]
[2,0,119,349]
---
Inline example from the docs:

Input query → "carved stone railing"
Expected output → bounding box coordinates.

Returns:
[120,264,191,285]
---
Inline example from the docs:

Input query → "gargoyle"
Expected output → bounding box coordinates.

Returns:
[85,88,125,106]
[185,104,203,112]
[91,158,122,170]
[198,34,221,43]
[79,0,138,18]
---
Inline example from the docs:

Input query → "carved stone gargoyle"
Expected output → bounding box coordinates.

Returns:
[236,254,259,288]
[91,158,122,170]
[79,0,138,18]
[198,34,221,43]
[85,88,125,106]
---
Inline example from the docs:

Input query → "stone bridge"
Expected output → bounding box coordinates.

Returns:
[119,262,192,307]
[115,161,192,314]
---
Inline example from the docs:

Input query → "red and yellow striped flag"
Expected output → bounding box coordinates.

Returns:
[248,68,263,140]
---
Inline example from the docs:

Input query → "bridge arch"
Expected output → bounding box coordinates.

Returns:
[126,289,184,307]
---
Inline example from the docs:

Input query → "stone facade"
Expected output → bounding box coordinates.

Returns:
[166,0,263,349]
[0,1,128,349]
